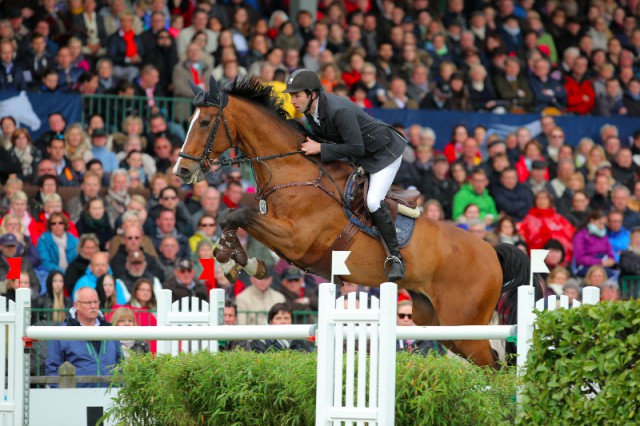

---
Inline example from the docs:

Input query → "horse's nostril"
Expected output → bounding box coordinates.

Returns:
[179,167,190,177]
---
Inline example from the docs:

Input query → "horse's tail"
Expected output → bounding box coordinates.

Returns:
[493,243,542,364]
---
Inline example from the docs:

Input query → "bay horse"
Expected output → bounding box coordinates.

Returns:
[174,76,532,367]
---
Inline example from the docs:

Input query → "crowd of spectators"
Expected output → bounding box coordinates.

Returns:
[1,0,640,379]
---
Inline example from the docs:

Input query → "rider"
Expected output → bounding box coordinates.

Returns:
[283,69,408,281]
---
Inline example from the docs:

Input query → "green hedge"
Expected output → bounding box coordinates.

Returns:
[105,351,517,425]
[517,300,640,425]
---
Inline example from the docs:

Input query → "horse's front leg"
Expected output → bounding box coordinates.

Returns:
[218,206,300,264]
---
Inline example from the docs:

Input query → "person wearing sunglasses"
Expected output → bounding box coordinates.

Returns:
[164,258,208,306]
[189,214,219,254]
[395,300,445,356]
[36,212,79,276]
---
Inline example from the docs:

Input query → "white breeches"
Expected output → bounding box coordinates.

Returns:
[367,156,402,212]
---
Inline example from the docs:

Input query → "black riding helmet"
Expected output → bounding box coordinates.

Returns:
[282,69,322,93]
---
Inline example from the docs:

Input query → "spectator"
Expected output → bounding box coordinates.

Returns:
[486,216,523,245]
[491,167,534,222]
[115,249,162,295]
[524,160,552,195]
[55,47,83,92]
[564,56,595,115]
[76,198,114,250]
[8,128,43,183]
[36,271,71,324]
[189,214,219,254]
[452,168,498,223]
[494,57,534,113]
[610,185,640,230]
[46,287,123,388]
[516,141,549,184]
[518,191,575,260]
[396,300,444,355]
[29,174,58,218]
[66,172,102,223]
[104,169,130,227]
[236,274,285,325]
[96,58,116,93]
[149,186,192,236]
[190,187,221,230]
[23,33,54,89]
[596,78,626,116]
[600,280,620,301]
[179,12,219,58]
[382,77,419,109]
[157,236,180,279]
[95,273,119,311]
[90,128,118,173]
[164,258,208,304]
[219,299,251,351]
[528,58,566,113]
[110,223,164,282]
[619,228,640,278]
[584,265,608,288]
[151,208,190,258]
[468,64,499,112]
[623,78,640,116]
[75,251,129,303]
[573,211,616,277]
[0,212,39,269]
[612,148,635,191]
[0,39,27,91]
[607,210,629,262]
[65,234,99,296]
[7,191,38,247]
[106,11,145,81]
[64,123,93,164]
[47,135,79,187]
[71,0,107,58]
[275,267,318,323]
[250,303,312,352]
[36,212,79,276]
[109,307,150,358]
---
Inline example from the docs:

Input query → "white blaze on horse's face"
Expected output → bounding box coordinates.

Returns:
[173,107,201,177]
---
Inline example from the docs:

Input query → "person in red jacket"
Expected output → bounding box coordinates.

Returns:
[564,55,595,115]
[518,191,575,260]
[443,124,470,163]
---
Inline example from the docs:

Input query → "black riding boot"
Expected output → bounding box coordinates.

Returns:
[371,201,406,281]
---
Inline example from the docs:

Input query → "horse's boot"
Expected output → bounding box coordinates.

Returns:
[371,201,405,281]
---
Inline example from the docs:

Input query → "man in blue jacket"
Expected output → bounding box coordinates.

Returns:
[490,167,534,222]
[45,287,123,388]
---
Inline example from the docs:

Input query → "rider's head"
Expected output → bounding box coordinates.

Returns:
[283,69,322,114]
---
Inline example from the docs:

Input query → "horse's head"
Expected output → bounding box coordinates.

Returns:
[174,76,234,184]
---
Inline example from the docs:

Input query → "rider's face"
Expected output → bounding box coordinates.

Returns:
[290,91,312,113]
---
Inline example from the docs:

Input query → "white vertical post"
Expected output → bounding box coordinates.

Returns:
[155,289,173,355]
[208,289,225,353]
[378,282,397,425]
[516,286,535,371]
[14,288,30,426]
[316,283,336,426]
[582,287,600,305]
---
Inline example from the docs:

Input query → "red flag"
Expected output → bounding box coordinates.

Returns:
[6,258,21,280]
[199,259,215,282]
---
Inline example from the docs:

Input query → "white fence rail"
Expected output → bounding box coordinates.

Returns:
[1,283,600,426]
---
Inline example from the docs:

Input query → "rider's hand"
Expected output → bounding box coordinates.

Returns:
[301,137,321,155]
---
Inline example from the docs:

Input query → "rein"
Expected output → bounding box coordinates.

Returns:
[179,91,347,207]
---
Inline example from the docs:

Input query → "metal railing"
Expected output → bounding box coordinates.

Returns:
[81,94,193,133]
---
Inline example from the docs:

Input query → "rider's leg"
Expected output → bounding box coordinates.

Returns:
[367,156,405,281]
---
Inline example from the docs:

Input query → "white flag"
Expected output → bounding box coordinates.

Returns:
[530,250,550,274]
[331,251,351,276]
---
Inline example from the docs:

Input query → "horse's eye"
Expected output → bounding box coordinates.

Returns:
[200,120,211,128]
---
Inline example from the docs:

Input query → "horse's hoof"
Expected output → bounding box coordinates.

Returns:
[245,258,268,279]
[254,260,268,279]
[224,266,239,283]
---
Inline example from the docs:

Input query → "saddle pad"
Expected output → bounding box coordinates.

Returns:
[348,213,416,249]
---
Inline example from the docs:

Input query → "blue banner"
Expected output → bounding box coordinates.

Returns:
[367,109,640,150]
[0,91,82,140]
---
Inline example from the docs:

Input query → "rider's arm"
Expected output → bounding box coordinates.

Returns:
[319,107,365,163]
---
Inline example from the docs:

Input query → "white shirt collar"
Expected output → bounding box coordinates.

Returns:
[310,96,320,125]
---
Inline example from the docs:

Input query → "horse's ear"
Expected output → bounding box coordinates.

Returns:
[188,80,204,96]
[208,76,221,104]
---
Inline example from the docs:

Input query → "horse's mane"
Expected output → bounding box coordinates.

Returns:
[225,76,291,120]
[225,76,310,136]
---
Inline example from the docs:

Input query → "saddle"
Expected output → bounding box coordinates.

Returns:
[345,168,421,228]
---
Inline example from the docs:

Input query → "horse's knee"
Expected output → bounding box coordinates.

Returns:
[218,207,254,229]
